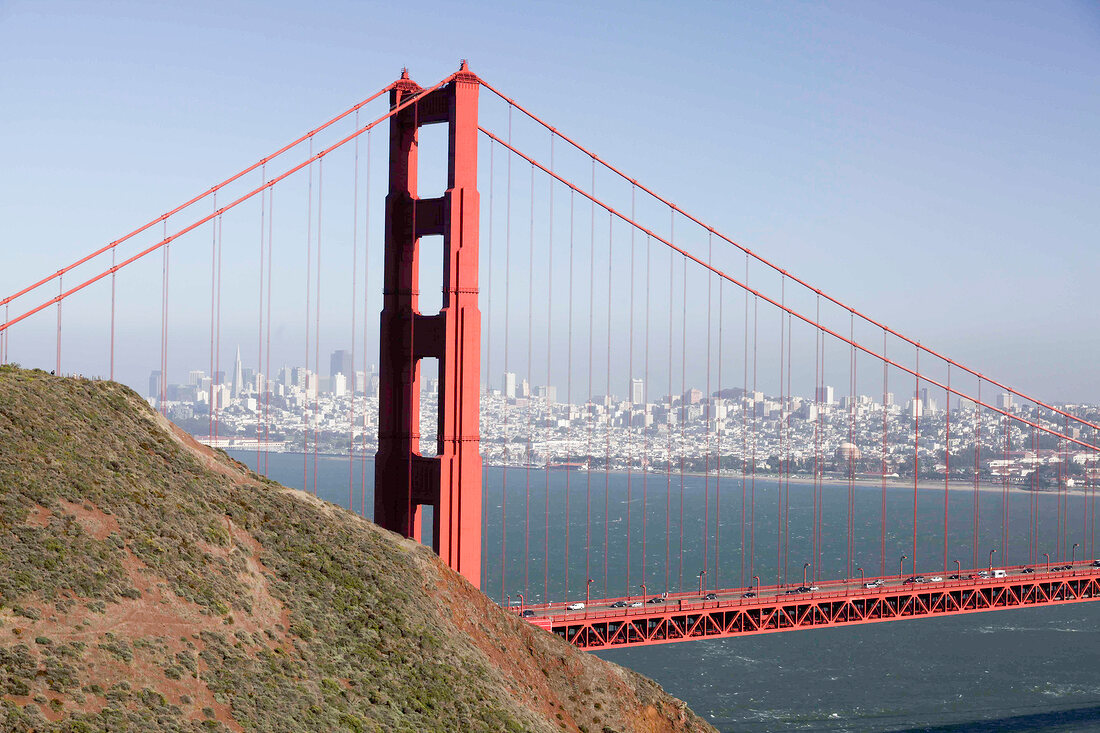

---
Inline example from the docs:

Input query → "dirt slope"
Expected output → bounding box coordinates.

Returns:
[0,367,715,733]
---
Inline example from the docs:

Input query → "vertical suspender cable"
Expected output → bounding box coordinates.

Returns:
[912,346,920,573]
[848,313,856,580]
[258,164,267,473]
[566,187,575,597]
[643,233,651,590]
[1025,422,1034,559]
[812,301,821,583]
[207,193,216,440]
[215,216,223,440]
[567,186,576,598]
[786,311,793,583]
[881,329,888,577]
[209,194,217,440]
[56,276,62,376]
[501,108,512,602]
[666,239,674,594]
[629,186,638,589]
[604,214,613,596]
[483,136,493,579]
[741,256,749,589]
[679,250,687,592]
[1062,416,1069,559]
[360,130,371,510]
[817,320,826,578]
[348,118,359,511]
[750,295,758,585]
[528,161,536,598]
[164,222,171,414]
[584,155,594,595]
[777,279,785,585]
[486,138,495,576]
[704,235,712,588]
[716,259,723,587]
[944,365,951,573]
[1090,432,1096,560]
[974,380,981,568]
[265,187,274,478]
[110,246,116,380]
[304,139,314,492]
[160,224,168,414]
[314,157,323,497]
[1002,413,1010,560]
[544,137,554,603]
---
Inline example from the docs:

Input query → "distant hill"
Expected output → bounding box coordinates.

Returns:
[0,366,715,733]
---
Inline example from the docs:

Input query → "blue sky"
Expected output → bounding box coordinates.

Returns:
[1,1,1098,402]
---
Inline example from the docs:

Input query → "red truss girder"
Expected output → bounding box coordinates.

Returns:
[546,571,1100,650]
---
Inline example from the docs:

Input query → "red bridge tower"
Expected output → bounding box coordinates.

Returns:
[374,64,482,588]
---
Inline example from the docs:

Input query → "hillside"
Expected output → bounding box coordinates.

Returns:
[0,366,715,733]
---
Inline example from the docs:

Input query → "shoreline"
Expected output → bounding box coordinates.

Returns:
[225,449,1087,499]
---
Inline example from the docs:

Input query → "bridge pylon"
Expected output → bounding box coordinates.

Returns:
[374,63,482,588]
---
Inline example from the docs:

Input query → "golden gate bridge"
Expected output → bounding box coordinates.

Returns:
[2,62,1098,650]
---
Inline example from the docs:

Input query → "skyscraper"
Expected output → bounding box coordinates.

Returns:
[502,371,516,399]
[630,378,644,405]
[232,346,243,399]
[330,349,354,382]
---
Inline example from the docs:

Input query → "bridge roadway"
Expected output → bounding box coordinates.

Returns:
[514,562,1100,649]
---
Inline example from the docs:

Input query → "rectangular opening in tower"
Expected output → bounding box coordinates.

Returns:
[417,234,443,316]
[417,122,448,200]
[418,355,440,457]
[420,503,435,548]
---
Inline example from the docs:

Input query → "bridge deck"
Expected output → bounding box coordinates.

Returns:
[516,565,1100,649]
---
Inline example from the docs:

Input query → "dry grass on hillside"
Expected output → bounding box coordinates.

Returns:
[0,367,715,733]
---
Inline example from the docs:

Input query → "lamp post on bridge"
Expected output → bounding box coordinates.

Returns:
[586,578,593,608]
[954,560,961,578]
[640,584,647,606]
[988,548,996,572]
[516,593,524,612]
[697,570,706,595]
[506,594,511,611]
[1044,552,1050,572]
[857,567,864,588]
[900,555,907,579]
[803,563,811,588]
[1072,543,1079,567]
[752,575,760,597]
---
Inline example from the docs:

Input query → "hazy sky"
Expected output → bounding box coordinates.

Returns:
[1,1,1098,402]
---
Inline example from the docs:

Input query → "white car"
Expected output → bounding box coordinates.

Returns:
[629,601,643,608]
[928,576,944,582]
[567,602,585,611]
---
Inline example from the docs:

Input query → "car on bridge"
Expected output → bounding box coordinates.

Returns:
[609,601,627,608]
[567,602,585,611]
